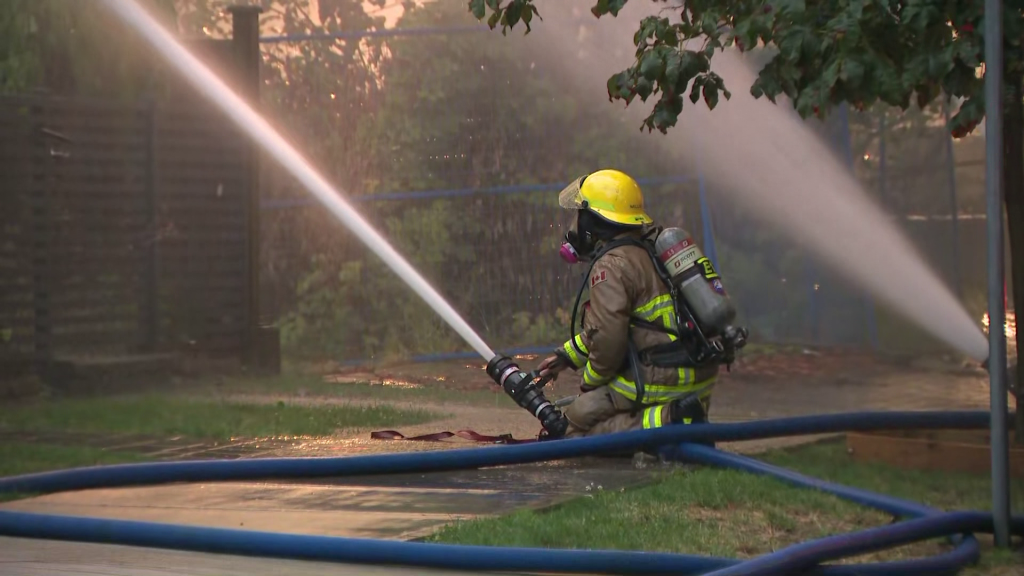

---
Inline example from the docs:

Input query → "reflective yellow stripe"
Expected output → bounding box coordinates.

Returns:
[611,376,717,404]
[561,335,589,368]
[678,366,695,386]
[633,294,675,329]
[633,294,673,318]
[583,362,612,387]
[642,405,665,429]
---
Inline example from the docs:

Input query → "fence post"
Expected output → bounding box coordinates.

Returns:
[141,98,159,352]
[30,104,53,368]
[942,100,963,300]
[697,167,719,271]
[839,103,880,350]
[227,4,265,369]
[878,114,887,204]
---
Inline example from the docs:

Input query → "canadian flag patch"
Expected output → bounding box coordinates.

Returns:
[590,270,608,288]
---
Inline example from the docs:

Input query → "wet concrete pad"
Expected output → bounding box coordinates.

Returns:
[0,535,527,576]
[0,456,662,541]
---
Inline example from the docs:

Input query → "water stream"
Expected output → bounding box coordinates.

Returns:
[529,3,989,361]
[100,0,496,362]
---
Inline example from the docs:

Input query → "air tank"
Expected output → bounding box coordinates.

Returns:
[654,227,737,337]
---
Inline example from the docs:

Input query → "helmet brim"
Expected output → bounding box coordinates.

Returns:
[558,172,653,226]
[590,207,653,226]
[558,176,586,210]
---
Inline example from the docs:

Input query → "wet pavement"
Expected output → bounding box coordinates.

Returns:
[0,429,308,461]
[0,536,525,576]
[1,351,1013,576]
[0,456,662,541]
[0,456,660,575]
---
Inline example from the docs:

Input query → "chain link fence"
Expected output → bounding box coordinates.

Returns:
[252,2,994,366]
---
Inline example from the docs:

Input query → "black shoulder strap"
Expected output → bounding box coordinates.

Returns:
[567,233,668,357]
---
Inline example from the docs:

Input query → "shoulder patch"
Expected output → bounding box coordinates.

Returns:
[590,269,608,288]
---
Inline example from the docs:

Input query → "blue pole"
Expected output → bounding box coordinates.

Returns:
[982,0,1012,546]
[259,24,488,44]
[839,104,880,350]
[878,115,888,205]
[804,257,819,342]
[698,168,719,271]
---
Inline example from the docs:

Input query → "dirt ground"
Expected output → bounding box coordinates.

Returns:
[253,347,1010,457]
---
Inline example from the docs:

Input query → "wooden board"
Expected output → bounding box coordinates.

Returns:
[846,429,1024,478]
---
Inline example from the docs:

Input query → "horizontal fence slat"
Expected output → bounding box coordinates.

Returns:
[1,94,249,365]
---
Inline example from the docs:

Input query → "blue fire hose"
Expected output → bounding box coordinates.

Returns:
[0,410,1020,575]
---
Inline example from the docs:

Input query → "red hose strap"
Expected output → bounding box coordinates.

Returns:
[370,429,537,444]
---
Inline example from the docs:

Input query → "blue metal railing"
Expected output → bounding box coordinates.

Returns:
[259,24,489,44]
[260,175,699,210]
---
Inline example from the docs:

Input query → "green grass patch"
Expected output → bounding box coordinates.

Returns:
[0,395,440,440]
[760,441,1024,513]
[219,373,516,408]
[429,440,1023,572]
[0,441,150,501]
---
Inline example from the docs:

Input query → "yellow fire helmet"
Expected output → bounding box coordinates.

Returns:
[558,169,653,226]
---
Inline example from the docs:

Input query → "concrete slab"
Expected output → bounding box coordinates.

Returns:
[0,457,662,541]
[0,536,514,576]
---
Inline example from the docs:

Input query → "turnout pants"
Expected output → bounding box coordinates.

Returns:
[562,386,710,438]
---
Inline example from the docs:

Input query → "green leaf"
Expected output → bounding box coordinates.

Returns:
[522,5,534,28]
[504,1,523,29]
[607,0,629,16]
[820,59,841,89]
[655,19,678,47]
[639,51,665,81]
[915,82,940,109]
[651,94,683,133]
[634,16,659,47]
[469,0,485,20]
[777,27,806,61]
[949,95,984,138]
[689,75,704,104]
[665,50,683,88]
[697,13,719,39]
[606,70,632,101]
[839,59,865,87]
[635,77,654,100]
[702,82,720,109]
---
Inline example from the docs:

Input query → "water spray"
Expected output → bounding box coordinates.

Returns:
[99,0,495,362]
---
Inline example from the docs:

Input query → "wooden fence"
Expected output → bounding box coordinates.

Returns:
[0,93,250,367]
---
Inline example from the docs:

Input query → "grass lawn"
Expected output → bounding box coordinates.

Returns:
[0,441,151,501]
[0,389,442,500]
[429,440,1024,574]
[216,372,518,408]
[0,394,440,441]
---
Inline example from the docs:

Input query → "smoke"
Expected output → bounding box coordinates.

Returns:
[515,1,988,360]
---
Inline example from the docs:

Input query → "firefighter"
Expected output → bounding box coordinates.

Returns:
[538,169,720,438]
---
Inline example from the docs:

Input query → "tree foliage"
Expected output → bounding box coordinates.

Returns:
[471,0,1022,138]
[0,0,178,97]
[278,0,674,359]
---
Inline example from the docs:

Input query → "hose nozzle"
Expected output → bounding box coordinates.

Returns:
[487,354,568,439]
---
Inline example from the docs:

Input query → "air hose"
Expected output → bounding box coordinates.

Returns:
[1,410,1020,576]
[0,411,995,495]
